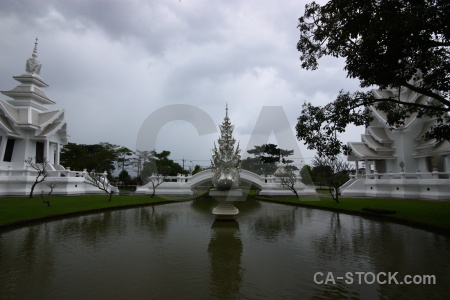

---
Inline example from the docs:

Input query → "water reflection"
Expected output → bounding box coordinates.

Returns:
[0,198,449,299]
[0,224,55,299]
[208,221,243,299]
[249,206,297,242]
[133,206,175,238]
[53,211,128,247]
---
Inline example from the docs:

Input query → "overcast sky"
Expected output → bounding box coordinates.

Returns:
[0,0,364,170]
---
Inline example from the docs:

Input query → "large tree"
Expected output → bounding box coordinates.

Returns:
[296,0,450,156]
[242,144,296,175]
[115,146,133,171]
[60,142,124,177]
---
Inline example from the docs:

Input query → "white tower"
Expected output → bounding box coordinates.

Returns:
[0,39,67,169]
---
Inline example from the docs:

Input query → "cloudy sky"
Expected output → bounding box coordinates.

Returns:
[0,0,364,170]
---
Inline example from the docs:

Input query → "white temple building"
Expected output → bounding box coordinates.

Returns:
[341,82,450,200]
[0,40,116,196]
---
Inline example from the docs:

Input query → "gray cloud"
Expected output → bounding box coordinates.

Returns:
[0,0,363,166]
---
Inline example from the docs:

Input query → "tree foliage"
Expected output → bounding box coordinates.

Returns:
[299,164,314,185]
[140,150,187,197]
[118,169,132,186]
[242,144,295,175]
[132,150,153,178]
[296,0,450,156]
[115,146,133,171]
[312,156,351,203]
[192,165,203,175]
[60,142,126,177]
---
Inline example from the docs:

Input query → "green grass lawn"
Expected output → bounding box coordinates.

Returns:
[1,193,449,234]
[255,195,450,234]
[0,194,187,227]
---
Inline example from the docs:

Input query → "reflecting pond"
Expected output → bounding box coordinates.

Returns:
[1,197,449,299]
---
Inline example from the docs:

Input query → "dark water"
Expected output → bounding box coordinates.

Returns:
[1,198,449,299]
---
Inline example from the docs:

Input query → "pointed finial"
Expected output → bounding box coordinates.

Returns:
[25,38,42,74]
[32,37,38,58]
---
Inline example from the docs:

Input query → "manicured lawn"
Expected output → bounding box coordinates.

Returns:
[0,195,187,227]
[255,195,450,234]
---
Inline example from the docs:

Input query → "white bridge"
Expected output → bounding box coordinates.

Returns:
[135,169,317,197]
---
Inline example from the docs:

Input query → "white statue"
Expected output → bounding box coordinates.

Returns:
[211,104,241,190]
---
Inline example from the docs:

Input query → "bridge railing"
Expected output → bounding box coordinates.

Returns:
[0,167,84,178]
[143,172,304,185]
[349,170,450,180]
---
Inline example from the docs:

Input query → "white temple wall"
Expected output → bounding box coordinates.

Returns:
[10,138,26,169]
[374,160,386,173]
[386,160,397,173]
[47,134,64,158]
[417,158,428,173]
[392,129,415,173]
[0,132,7,167]
[25,139,37,162]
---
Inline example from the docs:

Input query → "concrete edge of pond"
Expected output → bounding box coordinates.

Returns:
[252,196,450,236]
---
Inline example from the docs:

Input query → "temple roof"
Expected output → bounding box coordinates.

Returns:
[414,120,434,142]
[2,84,55,105]
[369,105,417,129]
[413,140,450,158]
[367,126,393,144]
[1,38,55,107]
[347,142,397,161]
[361,134,395,153]
[0,100,63,127]
[0,114,19,135]
[37,121,64,137]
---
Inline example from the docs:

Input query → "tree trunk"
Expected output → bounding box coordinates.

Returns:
[29,182,37,198]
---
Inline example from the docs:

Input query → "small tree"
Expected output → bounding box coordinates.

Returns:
[25,157,50,198]
[146,174,167,197]
[140,150,185,197]
[84,170,114,201]
[275,168,299,199]
[312,156,350,203]
[40,183,56,207]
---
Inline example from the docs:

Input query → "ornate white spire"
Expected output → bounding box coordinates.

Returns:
[211,104,242,190]
[32,38,38,58]
[26,38,42,75]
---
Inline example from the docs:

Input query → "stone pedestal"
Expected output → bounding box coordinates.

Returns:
[210,189,244,220]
